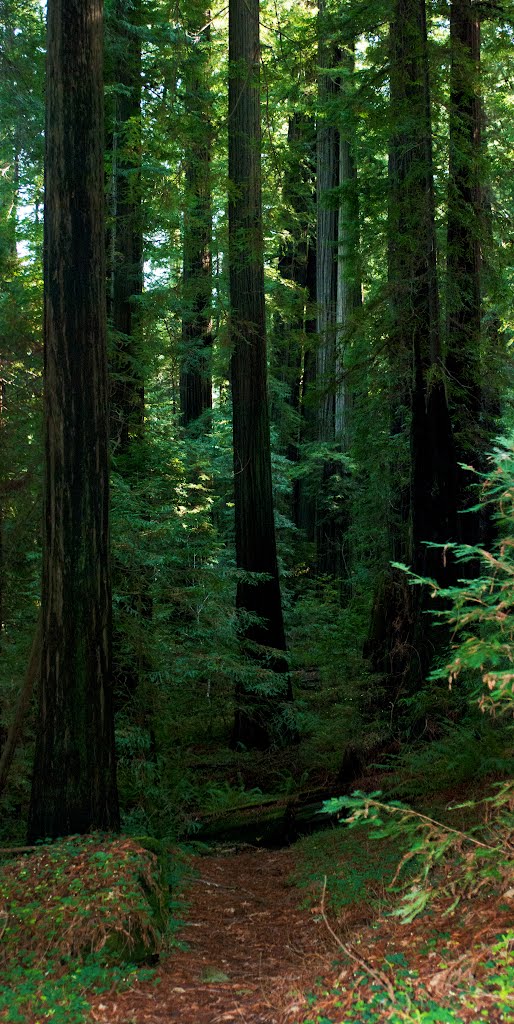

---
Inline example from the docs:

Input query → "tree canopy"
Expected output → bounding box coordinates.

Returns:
[0,0,513,859]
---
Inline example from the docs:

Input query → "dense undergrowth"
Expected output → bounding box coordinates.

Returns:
[1,435,514,1020]
[292,781,514,1023]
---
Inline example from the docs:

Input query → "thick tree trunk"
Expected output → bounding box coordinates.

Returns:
[108,0,144,453]
[28,0,119,841]
[367,0,458,692]
[228,0,291,750]
[446,0,482,542]
[180,5,213,431]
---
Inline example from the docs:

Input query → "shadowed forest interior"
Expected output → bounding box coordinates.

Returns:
[0,0,513,1021]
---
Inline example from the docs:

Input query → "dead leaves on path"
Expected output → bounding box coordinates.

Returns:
[89,844,514,1024]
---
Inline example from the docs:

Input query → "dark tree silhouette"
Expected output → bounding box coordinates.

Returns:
[28,0,119,842]
[180,2,213,432]
[367,0,458,692]
[446,0,482,543]
[228,0,292,749]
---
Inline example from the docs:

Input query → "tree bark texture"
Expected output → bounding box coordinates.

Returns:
[275,113,317,531]
[389,0,457,578]
[446,0,482,541]
[108,0,144,453]
[180,4,213,431]
[316,0,338,446]
[315,0,341,576]
[367,0,458,692]
[28,0,119,841]
[336,41,362,447]
[335,38,362,595]
[228,0,291,749]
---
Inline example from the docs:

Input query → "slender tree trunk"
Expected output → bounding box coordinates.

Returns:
[28,0,119,841]
[336,42,362,446]
[296,240,318,539]
[106,0,152,713]
[335,39,362,592]
[228,0,291,750]
[316,0,340,576]
[275,113,317,529]
[180,5,213,431]
[446,0,482,542]
[108,0,144,453]
[403,0,457,580]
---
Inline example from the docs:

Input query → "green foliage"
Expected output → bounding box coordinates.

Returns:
[323,784,514,923]
[2,0,514,852]
[301,799,514,1022]
[0,833,184,1023]
[386,717,514,802]
[292,822,408,919]
[393,435,514,716]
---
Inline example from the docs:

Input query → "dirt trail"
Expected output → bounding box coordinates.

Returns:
[89,846,328,1024]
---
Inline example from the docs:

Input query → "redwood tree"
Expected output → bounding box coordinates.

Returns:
[180,2,213,432]
[367,0,458,691]
[108,0,144,453]
[28,0,119,841]
[275,111,317,534]
[228,0,291,749]
[315,0,340,575]
[446,0,482,542]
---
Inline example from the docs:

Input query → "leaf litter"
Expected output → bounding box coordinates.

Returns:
[88,837,513,1024]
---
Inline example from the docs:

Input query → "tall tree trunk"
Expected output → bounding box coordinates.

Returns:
[399,0,457,581]
[275,113,317,531]
[28,0,119,842]
[228,0,291,750]
[180,5,213,432]
[316,0,340,576]
[0,11,23,694]
[366,0,458,693]
[335,38,362,592]
[108,0,144,454]
[446,0,482,542]
[336,42,362,445]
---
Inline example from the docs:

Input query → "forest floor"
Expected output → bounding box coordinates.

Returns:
[88,844,329,1024]
[86,837,514,1024]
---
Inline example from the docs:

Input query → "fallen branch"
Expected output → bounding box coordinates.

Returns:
[357,798,502,853]
[319,875,396,1003]
[193,784,335,823]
